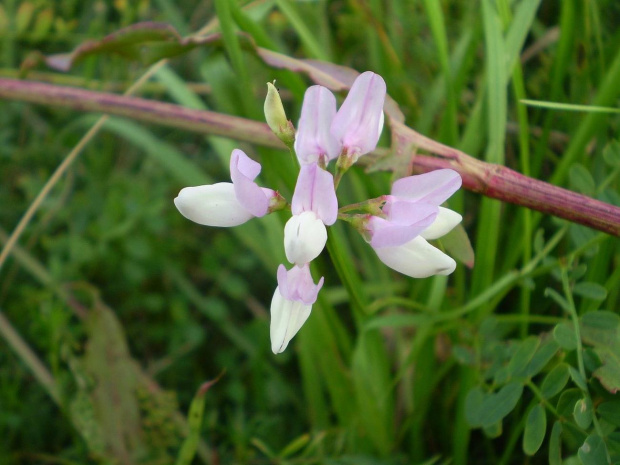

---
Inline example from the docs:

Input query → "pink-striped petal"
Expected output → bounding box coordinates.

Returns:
[291,163,338,225]
[390,169,462,205]
[294,86,341,165]
[230,149,270,217]
[368,202,438,248]
[331,71,386,157]
[276,264,324,305]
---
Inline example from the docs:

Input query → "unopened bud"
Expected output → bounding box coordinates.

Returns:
[264,82,295,148]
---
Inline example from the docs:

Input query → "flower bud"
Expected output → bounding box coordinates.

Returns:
[264,82,295,148]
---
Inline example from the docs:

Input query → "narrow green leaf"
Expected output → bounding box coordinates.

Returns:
[545,288,570,312]
[422,0,458,144]
[552,46,620,185]
[554,322,578,351]
[507,336,540,377]
[279,433,311,458]
[573,397,593,429]
[16,2,35,33]
[483,421,502,438]
[556,388,582,417]
[175,376,221,465]
[597,401,620,427]
[521,99,620,114]
[504,0,542,73]
[541,363,570,399]
[478,382,523,428]
[569,366,588,391]
[274,0,329,61]
[365,314,430,330]
[465,387,485,427]
[100,117,211,186]
[524,340,560,377]
[569,164,596,196]
[580,311,620,393]
[549,421,563,465]
[593,358,620,395]
[351,331,395,455]
[581,311,620,330]
[523,404,546,455]
[578,434,610,465]
[438,224,475,268]
[603,141,620,167]
[214,0,254,116]
[573,282,608,301]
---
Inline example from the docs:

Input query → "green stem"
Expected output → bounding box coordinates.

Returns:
[561,262,610,459]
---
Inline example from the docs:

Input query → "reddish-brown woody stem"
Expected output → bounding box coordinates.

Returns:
[390,121,620,236]
[1,78,619,236]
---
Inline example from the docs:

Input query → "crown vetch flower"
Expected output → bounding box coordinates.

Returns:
[174,149,277,227]
[270,263,324,354]
[294,86,341,166]
[331,71,386,163]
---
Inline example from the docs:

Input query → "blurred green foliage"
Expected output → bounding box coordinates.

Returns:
[1,0,620,464]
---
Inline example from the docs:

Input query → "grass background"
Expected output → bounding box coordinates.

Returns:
[1,0,620,464]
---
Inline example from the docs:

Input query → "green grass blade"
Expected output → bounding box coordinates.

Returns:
[521,99,620,114]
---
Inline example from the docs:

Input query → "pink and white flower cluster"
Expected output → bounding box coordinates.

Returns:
[174,72,463,354]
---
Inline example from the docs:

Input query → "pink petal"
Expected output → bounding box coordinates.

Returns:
[277,264,324,305]
[331,71,386,157]
[291,163,338,225]
[230,148,261,180]
[230,149,270,217]
[369,202,438,248]
[390,169,462,205]
[294,86,341,165]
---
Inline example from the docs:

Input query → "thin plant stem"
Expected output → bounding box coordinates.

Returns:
[0,309,60,405]
[561,262,609,457]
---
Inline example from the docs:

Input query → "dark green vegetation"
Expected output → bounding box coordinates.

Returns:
[1,1,620,464]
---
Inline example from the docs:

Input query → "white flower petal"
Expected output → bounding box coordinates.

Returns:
[270,287,312,354]
[421,207,462,240]
[174,183,254,227]
[374,236,456,278]
[284,212,328,265]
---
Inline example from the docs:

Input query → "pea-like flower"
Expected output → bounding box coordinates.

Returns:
[270,263,324,354]
[366,169,463,278]
[175,71,469,356]
[174,149,278,227]
[284,163,338,265]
